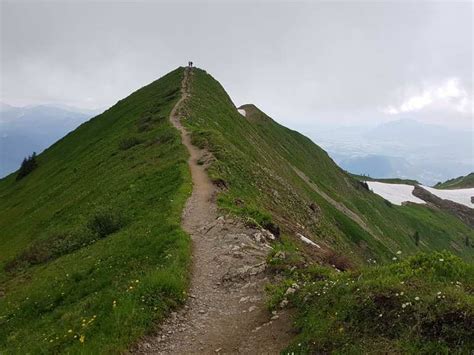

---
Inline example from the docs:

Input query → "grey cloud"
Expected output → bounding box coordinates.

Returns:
[1,0,472,129]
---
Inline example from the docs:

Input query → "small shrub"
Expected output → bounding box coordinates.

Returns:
[118,136,142,150]
[155,131,175,144]
[322,249,354,271]
[137,112,154,132]
[5,229,93,272]
[413,231,420,246]
[87,210,125,238]
[16,152,38,181]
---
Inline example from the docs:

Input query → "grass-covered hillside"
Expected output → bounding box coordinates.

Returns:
[435,173,474,189]
[0,68,192,353]
[184,68,473,264]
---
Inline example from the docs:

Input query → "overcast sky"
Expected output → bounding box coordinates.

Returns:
[1,0,472,130]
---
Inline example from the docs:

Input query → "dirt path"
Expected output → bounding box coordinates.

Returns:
[134,68,294,354]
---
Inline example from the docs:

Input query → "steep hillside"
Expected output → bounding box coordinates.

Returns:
[182,68,473,264]
[0,68,192,353]
[435,173,474,189]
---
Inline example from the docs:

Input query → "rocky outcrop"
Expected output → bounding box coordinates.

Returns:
[413,185,474,228]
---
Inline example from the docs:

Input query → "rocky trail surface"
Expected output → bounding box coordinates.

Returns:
[134,68,294,354]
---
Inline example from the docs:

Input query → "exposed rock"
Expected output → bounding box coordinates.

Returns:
[261,229,276,241]
[263,222,280,239]
[273,251,286,260]
[222,262,267,282]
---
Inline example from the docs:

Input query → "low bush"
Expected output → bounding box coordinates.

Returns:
[6,229,90,272]
[118,136,142,150]
[6,210,126,272]
[321,248,354,271]
[87,210,126,238]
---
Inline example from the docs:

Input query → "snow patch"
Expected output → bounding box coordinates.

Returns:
[237,109,246,117]
[367,181,474,208]
[297,233,321,248]
[366,181,425,206]
[421,185,474,208]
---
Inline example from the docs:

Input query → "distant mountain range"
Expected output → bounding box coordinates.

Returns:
[311,119,473,185]
[0,103,98,177]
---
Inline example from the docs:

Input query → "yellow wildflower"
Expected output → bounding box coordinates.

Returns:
[79,335,85,343]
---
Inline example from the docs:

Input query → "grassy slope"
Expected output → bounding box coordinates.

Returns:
[435,173,474,189]
[0,68,192,353]
[184,68,473,264]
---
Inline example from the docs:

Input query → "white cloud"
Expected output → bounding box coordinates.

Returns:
[382,78,471,115]
[400,91,433,112]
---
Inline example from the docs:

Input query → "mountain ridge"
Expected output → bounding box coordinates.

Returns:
[0,66,472,353]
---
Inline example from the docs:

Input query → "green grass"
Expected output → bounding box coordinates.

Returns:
[0,67,192,353]
[184,68,474,264]
[435,173,474,189]
[268,251,474,354]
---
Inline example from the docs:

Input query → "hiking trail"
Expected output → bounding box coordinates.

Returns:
[134,67,293,354]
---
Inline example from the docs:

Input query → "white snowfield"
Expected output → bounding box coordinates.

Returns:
[421,185,474,208]
[366,181,425,206]
[366,181,474,208]
[237,108,246,117]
